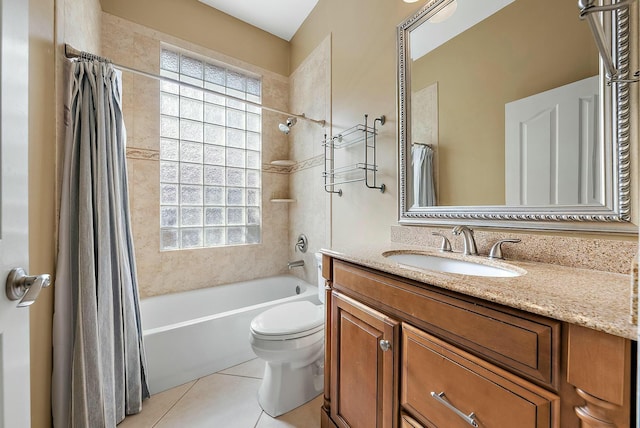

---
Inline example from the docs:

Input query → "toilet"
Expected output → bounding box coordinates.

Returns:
[249,253,325,417]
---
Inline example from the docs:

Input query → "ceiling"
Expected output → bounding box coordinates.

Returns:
[410,0,515,60]
[198,0,319,41]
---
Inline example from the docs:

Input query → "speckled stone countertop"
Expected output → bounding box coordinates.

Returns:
[321,244,637,340]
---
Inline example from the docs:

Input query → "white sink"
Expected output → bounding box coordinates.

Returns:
[383,252,522,278]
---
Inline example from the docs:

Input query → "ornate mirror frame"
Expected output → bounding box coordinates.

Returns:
[397,0,637,233]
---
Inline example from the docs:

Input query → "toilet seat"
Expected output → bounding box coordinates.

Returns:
[251,301,323,341]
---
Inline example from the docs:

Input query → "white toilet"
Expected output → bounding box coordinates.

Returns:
[249,253,325,417]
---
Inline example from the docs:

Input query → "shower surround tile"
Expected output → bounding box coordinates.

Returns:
[287,36,332,286]
[130,75,160,151]
[263,110,290,163]
[289,37,330,162]
[102,13,292,297]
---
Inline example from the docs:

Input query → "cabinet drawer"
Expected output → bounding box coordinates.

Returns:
[401,324,558,428]
[333,261,558,385]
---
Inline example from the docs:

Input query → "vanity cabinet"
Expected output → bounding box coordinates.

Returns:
[400,413,424,428]
[402,324,558,427]
[320,255,634,428]
[330,292,399,428]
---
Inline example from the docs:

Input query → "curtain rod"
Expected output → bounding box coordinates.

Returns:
[64,44,326,127]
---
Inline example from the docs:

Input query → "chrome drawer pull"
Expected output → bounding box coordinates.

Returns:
[430,391,478,427]
[379,339,391,352]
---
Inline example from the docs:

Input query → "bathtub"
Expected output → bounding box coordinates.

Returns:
[141,275,320,394]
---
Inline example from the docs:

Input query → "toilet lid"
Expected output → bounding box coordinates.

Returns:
[251,301,323,338]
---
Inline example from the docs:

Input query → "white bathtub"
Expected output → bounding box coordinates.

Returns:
[141,275,319,394]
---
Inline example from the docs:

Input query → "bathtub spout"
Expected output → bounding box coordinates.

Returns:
[287,260,305,269]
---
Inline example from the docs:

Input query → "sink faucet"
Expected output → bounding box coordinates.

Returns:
[452,226,478,256]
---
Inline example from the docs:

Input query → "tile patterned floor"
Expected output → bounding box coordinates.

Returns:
[118,359,322,428]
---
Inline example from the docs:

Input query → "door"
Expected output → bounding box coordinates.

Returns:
[330,292,399,428]
[0,0,30,426]
[505,76,600,206]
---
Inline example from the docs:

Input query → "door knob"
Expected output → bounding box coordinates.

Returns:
[6,268,51,308]
[379,339,391,352]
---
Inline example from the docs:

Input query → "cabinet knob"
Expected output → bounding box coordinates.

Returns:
[379,339,391,352]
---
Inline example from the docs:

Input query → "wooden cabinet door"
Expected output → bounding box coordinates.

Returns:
[330,292,399,428]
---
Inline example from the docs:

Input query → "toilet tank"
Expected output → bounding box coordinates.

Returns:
[315,253,325,304]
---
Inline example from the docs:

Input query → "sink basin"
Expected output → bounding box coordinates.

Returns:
[383,252,522,278]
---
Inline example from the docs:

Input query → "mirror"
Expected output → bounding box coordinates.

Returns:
[397,0,636,232]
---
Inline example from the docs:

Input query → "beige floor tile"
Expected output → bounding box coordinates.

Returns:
[219,358,265,379]
[255,394,322,428]
[155,373,263,428]
[117,381,196,427]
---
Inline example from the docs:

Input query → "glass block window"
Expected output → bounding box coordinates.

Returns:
[159,47,262,250]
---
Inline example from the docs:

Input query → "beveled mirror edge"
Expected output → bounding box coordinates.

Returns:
[397,0,637,234]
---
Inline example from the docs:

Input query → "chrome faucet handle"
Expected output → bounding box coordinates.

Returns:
[488,239,521,260]
[295,234,308,253]
[432,232,452,252]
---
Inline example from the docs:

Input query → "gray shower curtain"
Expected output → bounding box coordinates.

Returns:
[412,144,436,207]
[52,59,149,427]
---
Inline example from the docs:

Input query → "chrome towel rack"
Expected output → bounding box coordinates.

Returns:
[323,114,386,196]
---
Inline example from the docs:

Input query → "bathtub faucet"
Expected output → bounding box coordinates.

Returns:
[288,260,305,269]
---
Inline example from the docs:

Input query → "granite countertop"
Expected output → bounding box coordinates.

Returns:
[321,244,638,340]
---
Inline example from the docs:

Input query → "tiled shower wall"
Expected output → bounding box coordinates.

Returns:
[101,13,292,298]
[287,37,332,286]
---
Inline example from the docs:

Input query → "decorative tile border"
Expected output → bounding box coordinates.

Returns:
[262,163,292,174]
[126,147,159,161]
[291,155,323,173]
[126,148,322,176]
[263,155,323,175]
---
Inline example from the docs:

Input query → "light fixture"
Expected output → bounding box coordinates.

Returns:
[403,0,420,3]
[428,0,458,23]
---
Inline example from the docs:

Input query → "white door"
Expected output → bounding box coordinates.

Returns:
[505,76,600,206]
[0,0,31,426]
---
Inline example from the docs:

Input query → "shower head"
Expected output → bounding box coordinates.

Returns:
[278,123,291,134]
[278,117,297,134]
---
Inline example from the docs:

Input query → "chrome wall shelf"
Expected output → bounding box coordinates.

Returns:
[323,114,386,196]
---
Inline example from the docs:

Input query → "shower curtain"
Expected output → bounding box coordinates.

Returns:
[52,59,149,428]
[412,144,436,206]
